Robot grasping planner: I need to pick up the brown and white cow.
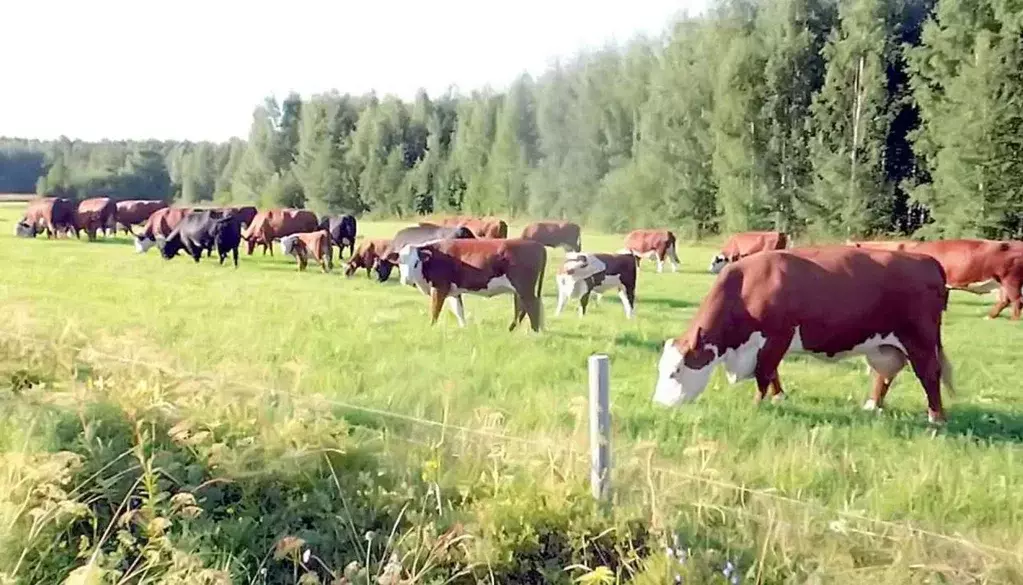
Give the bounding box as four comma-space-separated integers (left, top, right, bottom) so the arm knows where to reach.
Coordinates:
135, 207, 195, 253
74, 197, 118, 240
345, 238, 393, 278
241, 208, 319, 256
112, 200, 168, 235
852, 238, 1023, 319
555, 252, 638, 318
15, 197, 76, 238
620, 229, 680, 273
397, 238, 547, 332
709, 230, 788, 274
432, 216, 508, 239
520, 221, 582, 252
280, 230, 334, 273
653, 246, 955, 424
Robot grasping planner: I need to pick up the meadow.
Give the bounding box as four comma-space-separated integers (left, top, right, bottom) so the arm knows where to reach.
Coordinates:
1, 201, 1022, 584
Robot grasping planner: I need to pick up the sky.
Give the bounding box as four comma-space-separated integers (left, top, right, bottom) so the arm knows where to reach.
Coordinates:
2, 0, 707, 143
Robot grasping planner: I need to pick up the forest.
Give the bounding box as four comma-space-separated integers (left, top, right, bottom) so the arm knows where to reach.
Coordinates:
2, 0, 1022, 240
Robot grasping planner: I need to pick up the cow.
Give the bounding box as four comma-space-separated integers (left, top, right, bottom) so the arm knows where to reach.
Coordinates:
241, 209, 319, 256
223, 206, 258, 231
344, 238, 392, 279
431, 216, 508, 239
156, 210, 242, 267
74, 197, 118, 241
374, 224, 477, 282
852, 239, 1023, 320
280, 231, 334, 273
652, 246, 955, 424
620, 229, 680, 273
135, 207, 195, 253
15, 197, 76, 238
319, 214, 358, 259
397, 238, 547, 332
519, 221, 582, 252
112, 200, 168, 235
555, 252, 638, 319
709, 231, 789, 274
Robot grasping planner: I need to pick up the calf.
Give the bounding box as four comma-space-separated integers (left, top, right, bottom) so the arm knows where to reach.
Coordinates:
157, 211, 242, 267
280, 231, 334, 273
345, 238, 392, 278
113, 200, 167, 235
319, 214, 358, 258
74, 197, 118, 240
653, 246, 955, 423
709, 231, 788, 274
135, 207, 195, 253
555, 252, 638, 318
397, 238, 547, 332
16, 197, 76, 238
520, 221, 582, 252
620, 229, 680, 273
242, 208, 319, 255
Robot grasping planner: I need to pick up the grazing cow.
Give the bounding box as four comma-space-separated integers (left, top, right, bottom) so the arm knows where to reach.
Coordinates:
345, 238, 392, 278
709, 231, 789, 274
397, 238, 547, 332
520, 221, 582, 252
280, 231, 334, 273
241, 209, 319, 256
620, 229, 680, 273
15, 197, 76, 238
223, 206, 258, 231
135, 207, 195, 253
112, 200, 168, 235
653, 246, 955, 423
157, 210, 242, 267
555, 252, 638, 318
74, 197, 118, 240
375, 224, 477, 282
852, 239, 1023, 319
319, 214, 358, 259
432, 216, 508, 239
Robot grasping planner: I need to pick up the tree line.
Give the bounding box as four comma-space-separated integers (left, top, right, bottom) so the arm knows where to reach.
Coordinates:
2, 0, 1022, 240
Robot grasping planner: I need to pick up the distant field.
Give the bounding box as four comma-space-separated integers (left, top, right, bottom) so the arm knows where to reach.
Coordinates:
1, 200, 1022, 583
0, 192, 35, 202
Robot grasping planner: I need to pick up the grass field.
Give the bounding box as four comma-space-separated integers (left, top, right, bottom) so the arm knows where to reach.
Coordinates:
2, 201, 1023, 584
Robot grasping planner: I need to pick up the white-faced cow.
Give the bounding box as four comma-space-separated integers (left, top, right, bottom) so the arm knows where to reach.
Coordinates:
397, 238, 547, 332
555, 252, 638, 319
15, 197, 76, 238
620, 229, 680, 273
653, 246, 955, 424
709, 230, 788, 274
375, 224, 477, 282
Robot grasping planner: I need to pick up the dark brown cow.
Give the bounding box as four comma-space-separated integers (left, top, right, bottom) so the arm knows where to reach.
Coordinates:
15, 197, 76, 238
74, 197, 117, 240
396, 238, 547, 332
222, 205, 258, 230
520, 221, 582, 252
709, 231, 788, 274
621, 229, 680, 273
429, 216, 508, 239
852, 239, 1023, 319
555, 252, 638, 318
344, 238, 393, 278
653, 246, 955, 423
134, 207, 194, 253
113, 200, 168, 235
280, 230, 334, 273
241, 209, 319, 256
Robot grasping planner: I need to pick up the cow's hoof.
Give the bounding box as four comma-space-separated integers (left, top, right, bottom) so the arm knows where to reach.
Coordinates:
771, 393, 787, 403
862, 399, 877, 411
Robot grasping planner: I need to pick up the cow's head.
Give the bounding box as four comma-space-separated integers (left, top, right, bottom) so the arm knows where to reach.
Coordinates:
14, 220, 37, 238
653, 330, 720, 407
708, 254, 729, 274
134, 235, 156, 253
397, 244, 431, 294
374, 260, 395, 282
280, 234, 300, 256
156, 236, 183, 260
561, 252, 606, 279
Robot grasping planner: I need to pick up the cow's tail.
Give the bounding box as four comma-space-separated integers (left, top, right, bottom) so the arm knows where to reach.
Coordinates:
667, 231, 680, 263
575, 229, 583, 253
536, 245, 547, 330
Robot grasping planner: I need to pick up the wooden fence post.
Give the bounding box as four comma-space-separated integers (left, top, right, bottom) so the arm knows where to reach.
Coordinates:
588, 354, 611, 502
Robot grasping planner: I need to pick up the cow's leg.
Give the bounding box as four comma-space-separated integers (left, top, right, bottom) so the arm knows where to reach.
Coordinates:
862, 345, 907, 412
1000, 277, 1023, 320
752, 330, 795, 405
769, 374, 786, 402
231, 246, 239, 268
555, 284, 570, 316
987, 281, 1014, 319
655, 254, 664, 274
618, 284, 636, 319
447, 295, 467, 327
429, 286, 450, 325
668, 244, 681, 272
901, 337, 946, 424
298, 250, 308, 271
579, 290, 592, 316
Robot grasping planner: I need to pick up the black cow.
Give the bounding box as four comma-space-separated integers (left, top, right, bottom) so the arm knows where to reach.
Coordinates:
376, 223, 477, 281
319, 214, 358, 259
157, 211, 243, 267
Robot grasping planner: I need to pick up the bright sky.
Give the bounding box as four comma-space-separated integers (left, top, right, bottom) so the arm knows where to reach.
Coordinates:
2, 0, 706, 143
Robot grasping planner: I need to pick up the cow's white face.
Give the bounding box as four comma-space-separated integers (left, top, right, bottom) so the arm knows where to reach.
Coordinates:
561, 252, 606, 280
653, 339, 718, 406
397, 245, 430, 294
135, 236, 155, 253
280, 235, 299, 256
708, 255, 728, 274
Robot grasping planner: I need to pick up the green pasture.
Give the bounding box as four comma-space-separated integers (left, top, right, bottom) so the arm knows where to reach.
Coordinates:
1, 201, 1022, 583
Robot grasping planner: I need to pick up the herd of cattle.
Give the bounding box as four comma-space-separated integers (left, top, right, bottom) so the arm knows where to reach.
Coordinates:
14, 195, 1023, 424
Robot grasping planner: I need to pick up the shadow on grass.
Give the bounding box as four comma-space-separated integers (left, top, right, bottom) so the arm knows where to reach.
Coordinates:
639, 296, 697, 310
614, 332, 667, 353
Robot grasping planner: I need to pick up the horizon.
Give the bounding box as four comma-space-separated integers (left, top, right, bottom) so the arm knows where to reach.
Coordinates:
2, 0, 705, 144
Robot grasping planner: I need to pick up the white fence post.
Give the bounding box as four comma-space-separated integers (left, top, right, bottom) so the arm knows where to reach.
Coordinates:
588, 354, 611, 502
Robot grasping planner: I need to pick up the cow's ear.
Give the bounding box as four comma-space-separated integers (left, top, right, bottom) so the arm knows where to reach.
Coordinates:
418, 248, 433, 262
